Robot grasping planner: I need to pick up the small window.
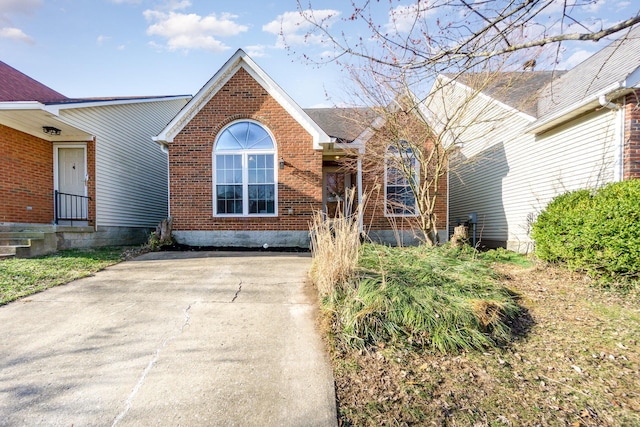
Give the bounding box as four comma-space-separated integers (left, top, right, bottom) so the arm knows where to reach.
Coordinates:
213, 121, 277, 216
385, 141, 418, 216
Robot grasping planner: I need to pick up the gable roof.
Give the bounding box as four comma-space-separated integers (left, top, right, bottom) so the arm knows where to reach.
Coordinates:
0, 61, 68, 103
530, 25, 640, 132
155, 49, 332, 149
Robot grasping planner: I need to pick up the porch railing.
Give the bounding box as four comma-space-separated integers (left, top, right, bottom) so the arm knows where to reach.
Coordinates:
55, 190, 90, 225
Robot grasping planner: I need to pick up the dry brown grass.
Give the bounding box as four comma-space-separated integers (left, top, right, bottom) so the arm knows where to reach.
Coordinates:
329, 262, 640, 426
308, 191, 362, 297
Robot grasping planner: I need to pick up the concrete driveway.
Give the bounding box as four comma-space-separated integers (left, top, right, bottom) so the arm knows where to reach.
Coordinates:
0, 251, 337, 426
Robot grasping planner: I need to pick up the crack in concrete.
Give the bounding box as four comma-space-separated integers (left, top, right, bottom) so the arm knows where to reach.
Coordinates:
231, 281, 242, 302
111, 302, 193, 426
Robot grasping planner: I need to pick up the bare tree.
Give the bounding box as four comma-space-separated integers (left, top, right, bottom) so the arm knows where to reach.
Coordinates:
295, 0, 640, 77
291, 1, 638, 245
338, 62, 532, 246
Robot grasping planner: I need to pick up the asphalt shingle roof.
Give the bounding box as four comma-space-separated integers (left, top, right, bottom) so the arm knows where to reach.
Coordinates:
0, 61, 68, 103
537, 25, 640, 120
303, 107, 376, 142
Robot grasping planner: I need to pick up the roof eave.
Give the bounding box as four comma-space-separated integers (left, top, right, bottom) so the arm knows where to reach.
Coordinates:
526, 82, 632, 134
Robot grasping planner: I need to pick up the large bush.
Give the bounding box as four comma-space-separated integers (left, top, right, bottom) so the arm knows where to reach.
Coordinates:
532, 180, 640, 285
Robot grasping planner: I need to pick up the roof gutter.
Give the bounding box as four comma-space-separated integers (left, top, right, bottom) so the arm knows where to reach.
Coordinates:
528, 64, 640, 134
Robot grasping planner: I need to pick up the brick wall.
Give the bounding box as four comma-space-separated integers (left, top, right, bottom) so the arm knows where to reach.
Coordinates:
0, 124, 54, 223
357, 113, 448, 237
169, 67, 322, 232
0, 124, 97, 225
623, 92, 640, 180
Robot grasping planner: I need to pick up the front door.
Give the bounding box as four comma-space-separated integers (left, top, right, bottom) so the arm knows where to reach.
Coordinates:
55, 146, 87, 221
323, 169, 353, 218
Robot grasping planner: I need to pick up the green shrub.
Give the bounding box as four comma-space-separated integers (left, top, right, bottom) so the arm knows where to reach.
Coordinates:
532, 180, 640, 285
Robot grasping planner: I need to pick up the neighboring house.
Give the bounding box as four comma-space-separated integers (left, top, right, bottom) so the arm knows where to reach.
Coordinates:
0, 60, 190, 256
429, 26, 640, 252
154, 49, 448, 248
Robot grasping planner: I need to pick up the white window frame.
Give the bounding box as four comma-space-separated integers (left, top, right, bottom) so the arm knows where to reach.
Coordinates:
212, 120, 278, 217
384, 142, 419, 217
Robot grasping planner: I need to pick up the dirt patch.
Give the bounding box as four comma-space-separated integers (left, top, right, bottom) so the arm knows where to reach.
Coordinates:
329, 263, 640, 426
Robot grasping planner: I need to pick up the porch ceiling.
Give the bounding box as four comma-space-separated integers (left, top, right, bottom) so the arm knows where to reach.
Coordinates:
0, 108, 93, 142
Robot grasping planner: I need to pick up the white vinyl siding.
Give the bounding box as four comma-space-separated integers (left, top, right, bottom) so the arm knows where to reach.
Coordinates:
448, 84, 618, 251
58, 98, 188, 227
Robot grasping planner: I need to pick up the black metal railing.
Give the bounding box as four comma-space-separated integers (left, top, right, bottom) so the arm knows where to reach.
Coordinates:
55, 190, 90, 224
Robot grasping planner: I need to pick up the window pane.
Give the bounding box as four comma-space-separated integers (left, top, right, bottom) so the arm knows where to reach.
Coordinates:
218, 122, 274, 150
216, 131, 242, 150
248, 154, 274, 184
216, 155, 242, 184
385, 142, 417, 216
217, 185, 242, 214
246, 123, 273, 149
248, 184, 275, 214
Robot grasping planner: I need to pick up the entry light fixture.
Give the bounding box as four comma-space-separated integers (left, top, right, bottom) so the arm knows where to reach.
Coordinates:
279, 157, 285, 170
43, 126, 61, 136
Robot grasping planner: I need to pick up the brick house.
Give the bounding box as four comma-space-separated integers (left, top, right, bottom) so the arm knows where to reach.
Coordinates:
0, 61, 189, 256
155, 49, 449, 248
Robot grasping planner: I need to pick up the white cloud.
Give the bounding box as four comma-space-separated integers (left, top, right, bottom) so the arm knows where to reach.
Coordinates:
263, 9, 340, 48
0, 0, 40, 43
96, 35, 111, 46
0, 0, 41, 18
143, 8, 248, 52
245, 44, 268, 57
385, 2, 436, 33
582, 0, 605, 13
0, 26, 34, 43
561, 48, 595, 68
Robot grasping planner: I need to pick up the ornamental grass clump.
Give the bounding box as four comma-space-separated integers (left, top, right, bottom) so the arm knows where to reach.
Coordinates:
330, 244, 522, 353
309, 190, 362, 297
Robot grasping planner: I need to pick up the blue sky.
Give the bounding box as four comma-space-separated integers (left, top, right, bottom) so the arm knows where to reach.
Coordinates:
0, 0, 636, 107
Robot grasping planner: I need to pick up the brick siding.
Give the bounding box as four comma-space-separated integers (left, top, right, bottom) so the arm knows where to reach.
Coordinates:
168, 67, 448, 236
624, 92, 640, 180
169, 67, 322, 232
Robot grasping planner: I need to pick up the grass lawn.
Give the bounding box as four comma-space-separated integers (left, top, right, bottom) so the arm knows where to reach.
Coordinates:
0, 247, 127, 305
320, 245, 640, 426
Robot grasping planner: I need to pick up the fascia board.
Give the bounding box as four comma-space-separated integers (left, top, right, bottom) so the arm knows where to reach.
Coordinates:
44, 95, 191, 115
0, 101, 45, 110
154, 49, 331, 149
526, 81, 625, 134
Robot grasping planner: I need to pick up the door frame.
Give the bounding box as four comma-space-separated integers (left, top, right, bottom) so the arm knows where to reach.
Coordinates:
53, 144, 88, 221
322, 167, 353, 216
53, 143, 88, 195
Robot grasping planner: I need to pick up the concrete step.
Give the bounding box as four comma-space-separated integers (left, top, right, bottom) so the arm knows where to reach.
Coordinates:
0, 231, 56, 258
0, 232, 45, 247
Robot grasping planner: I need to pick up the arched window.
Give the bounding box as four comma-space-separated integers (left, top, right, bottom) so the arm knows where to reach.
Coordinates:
385, 141, 418, 216
213, 121, 277, 216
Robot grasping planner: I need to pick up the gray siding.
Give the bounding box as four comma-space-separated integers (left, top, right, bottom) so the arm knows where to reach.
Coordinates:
447, 83, 618, 251
59, 98, 188, 228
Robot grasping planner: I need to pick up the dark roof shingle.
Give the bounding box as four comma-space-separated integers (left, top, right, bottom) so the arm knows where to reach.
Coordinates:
537, 25, 640, 119
304, 107, 376, 142
0, 61, 68, 103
